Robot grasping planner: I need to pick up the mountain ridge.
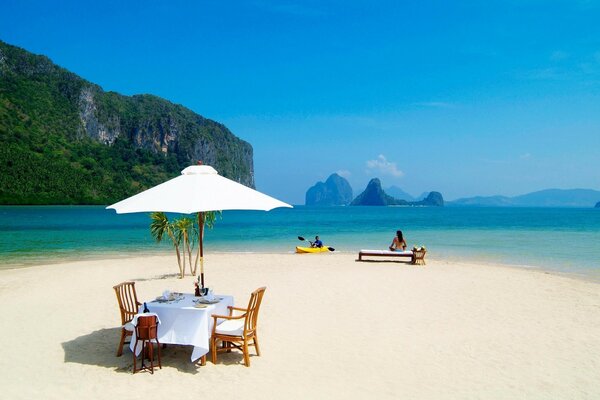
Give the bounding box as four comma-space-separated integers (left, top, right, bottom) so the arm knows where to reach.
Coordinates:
449, 188, 600, 208
0, 40, 254, 204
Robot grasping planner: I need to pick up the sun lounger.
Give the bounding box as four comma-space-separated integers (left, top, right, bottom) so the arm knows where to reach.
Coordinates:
357, 249, 426, 265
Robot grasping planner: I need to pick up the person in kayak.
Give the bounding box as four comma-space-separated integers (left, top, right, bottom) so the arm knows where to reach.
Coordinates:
389, 230, 407, 251
311, 235, 324, 248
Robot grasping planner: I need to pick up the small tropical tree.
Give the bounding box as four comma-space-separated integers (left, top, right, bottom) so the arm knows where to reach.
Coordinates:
149, 212, 184, 278
173, 216, 195, 276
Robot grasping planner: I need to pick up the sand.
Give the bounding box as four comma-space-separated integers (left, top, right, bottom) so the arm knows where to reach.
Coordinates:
0, 252, 598, 399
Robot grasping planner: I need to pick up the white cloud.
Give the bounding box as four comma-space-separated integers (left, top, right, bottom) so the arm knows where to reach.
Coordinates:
366, 155, 404, 178
336, 169, 351, 178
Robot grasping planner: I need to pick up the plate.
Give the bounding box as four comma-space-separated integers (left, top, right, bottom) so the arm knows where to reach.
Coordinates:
195, 298, 220, 304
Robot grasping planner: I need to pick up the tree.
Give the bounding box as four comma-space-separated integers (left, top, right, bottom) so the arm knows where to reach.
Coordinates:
149, 212, 184, 278
173, 216, 195, 276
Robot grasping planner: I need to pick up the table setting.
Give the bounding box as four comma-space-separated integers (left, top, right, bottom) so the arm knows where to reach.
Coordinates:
130, 288, 234, 363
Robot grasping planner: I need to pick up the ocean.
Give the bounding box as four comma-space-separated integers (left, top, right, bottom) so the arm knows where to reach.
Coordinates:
1, 206, 599, 279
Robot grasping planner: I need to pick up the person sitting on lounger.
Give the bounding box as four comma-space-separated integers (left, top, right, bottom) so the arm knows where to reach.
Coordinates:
389, 230, 407, 251
311, 235, 323, 248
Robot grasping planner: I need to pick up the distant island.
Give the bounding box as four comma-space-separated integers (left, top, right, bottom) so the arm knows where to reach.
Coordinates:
351, 178, 443, 206
305, 173, 353, 206
385, 186, 429, 202
449, 189, 600, 208
304, 175, 443, 207
0, 40, 253, 205
303, 175, 600, 208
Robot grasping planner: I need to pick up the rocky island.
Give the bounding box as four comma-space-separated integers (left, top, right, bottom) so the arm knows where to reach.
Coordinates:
305, 173, 353, 206
350, 178, 444, 206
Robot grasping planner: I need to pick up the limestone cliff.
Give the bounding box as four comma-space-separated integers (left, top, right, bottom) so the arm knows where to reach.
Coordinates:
0, 40, 253, 204
305, 173, 353, 206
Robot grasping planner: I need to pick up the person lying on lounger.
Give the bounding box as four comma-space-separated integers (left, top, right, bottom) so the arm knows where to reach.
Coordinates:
389, 230, 407, 251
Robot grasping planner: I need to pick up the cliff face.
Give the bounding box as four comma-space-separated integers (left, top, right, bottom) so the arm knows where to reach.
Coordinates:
305, 173, 353, 206
417, 191, 444, 206
0, 40, 254, 204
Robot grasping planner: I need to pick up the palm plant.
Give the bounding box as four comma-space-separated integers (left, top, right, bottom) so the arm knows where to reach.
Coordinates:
149, 212, 184, 278
173, 216, 195, 276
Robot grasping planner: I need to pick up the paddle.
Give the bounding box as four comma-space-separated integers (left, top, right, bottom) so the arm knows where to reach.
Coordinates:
297, 236, 335, 252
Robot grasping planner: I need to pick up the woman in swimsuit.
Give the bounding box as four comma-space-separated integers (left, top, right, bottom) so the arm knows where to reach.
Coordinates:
389, 230, 407, 251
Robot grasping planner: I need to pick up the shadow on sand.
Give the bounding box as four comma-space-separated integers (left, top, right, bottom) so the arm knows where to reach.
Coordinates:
132, 273, 181, 282
355, 259, 413, 264
61, 327, 240, 374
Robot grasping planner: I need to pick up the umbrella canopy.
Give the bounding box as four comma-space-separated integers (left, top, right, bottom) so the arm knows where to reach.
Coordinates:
107, 165, 291, 214
107, 165, 292, 284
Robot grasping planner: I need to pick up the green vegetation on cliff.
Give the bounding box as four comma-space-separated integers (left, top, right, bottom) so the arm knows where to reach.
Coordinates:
0, 40, 253, 204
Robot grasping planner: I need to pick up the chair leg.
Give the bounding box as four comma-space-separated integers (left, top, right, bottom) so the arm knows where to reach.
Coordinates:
253, 335, 261, 356
243, 339, 250, 367
156, 340, 162, 369
117, 329, 126, 357
132, 339, 138, 373
148, 342, 154, 374
211, 337, 218, 364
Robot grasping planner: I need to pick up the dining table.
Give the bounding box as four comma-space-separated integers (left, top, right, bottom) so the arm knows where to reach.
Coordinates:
129, 293, 234, 364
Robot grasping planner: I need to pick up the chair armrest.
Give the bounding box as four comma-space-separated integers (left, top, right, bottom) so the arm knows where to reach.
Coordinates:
227, 305, 248, 316
212, 313, 246, 321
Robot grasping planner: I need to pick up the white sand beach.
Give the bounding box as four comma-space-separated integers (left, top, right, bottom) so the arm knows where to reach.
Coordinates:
0, 253, 599, 399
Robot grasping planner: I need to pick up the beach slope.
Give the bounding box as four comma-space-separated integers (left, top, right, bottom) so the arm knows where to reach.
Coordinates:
0, 254, 598, 399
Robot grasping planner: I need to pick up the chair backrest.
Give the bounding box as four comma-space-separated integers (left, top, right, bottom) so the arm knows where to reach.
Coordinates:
135, 315, 158, 340
244, 287, 266, 335
113, 282, 139, 326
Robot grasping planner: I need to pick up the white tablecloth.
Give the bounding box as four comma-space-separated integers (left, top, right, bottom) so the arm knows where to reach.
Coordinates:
129, 293, 234, 362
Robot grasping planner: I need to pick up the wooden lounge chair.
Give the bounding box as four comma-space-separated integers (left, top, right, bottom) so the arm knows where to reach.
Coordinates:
113, 281, 142, 357
211, 287, 266, 367
357, 249, 426, 265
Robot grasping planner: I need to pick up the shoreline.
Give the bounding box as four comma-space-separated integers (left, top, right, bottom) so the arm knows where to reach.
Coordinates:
2, 249, 599, 284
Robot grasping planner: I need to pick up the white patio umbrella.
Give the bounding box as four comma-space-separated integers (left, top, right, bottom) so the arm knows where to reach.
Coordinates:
107, 164, 292, 285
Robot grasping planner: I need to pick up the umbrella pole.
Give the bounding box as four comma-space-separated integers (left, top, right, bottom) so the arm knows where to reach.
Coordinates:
198, 212, 205, 287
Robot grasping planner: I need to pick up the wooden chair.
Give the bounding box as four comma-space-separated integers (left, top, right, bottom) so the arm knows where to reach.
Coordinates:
211, 287, 266, 367
132, 315, 161, 374
113, 282, 142, 357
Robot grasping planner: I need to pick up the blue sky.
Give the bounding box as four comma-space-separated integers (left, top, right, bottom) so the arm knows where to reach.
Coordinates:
1, 0, 599, 204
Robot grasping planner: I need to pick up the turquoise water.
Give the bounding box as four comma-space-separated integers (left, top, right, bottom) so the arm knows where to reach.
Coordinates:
1, 206, 599, 279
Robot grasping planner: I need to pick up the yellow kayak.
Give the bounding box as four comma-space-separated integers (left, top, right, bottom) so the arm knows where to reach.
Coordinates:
295, 246, 331, 254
